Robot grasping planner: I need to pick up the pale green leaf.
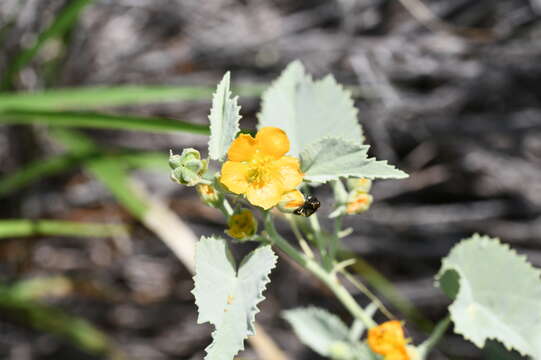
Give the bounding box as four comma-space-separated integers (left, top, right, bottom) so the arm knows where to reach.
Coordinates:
193, 236, 277, 360
300, 137, 408, 183
436, 234, 541, 358
283, 306, 380, 360
352, 344, 381, 360
258, 61, 363, 157
208, 72, 241, 161
283, 307, 350, 356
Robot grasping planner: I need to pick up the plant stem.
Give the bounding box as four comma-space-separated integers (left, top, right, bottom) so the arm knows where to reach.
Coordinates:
285, 214, 314, 258
330, 214, 343, 259
264, 214, 376, 328
418, 315, 451, 359
341, 270, 395, 321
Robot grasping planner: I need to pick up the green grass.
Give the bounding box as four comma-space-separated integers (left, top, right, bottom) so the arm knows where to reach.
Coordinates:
1, 0, 95, 90
0, 282, 123, 358
0, 219, 127, 239
339, 250, 434, 332
49, 128, 151, 219
0, 109, 210, 134
0, 84, 264, 110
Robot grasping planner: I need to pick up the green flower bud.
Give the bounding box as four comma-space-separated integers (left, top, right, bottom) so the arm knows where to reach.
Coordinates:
225, 209, 258, 241
169, 148, 208, 186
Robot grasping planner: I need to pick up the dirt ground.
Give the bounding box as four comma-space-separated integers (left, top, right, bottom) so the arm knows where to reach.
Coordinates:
1, 0, 541, 359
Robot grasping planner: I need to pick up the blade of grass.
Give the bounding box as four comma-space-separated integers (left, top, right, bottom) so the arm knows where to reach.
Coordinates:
0, 150, 167, 197
339, 250, 434, 332
0, 86, 212, 110
1, 0, 94, 90
0, 151, 96, 196
0, 109, 210, 134
0, 284, 123, 359
0, 84, 264, 111
8, 276, 73, 300
0, 219, 127, 239
49, 128, 150, 218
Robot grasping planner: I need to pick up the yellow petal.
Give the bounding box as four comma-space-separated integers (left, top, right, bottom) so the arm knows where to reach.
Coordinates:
255, 127, 290, 159
278, 189, 305, 213
227, 134, 257, 162
220, 161, 250, 194
384, 349, 410, 360
280, 190, 305, 209
246, 181, 283, 209
273, 156, 303, 190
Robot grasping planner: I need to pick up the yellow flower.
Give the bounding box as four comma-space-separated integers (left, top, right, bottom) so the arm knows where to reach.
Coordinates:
225, 209, 258, 240
278, 190, 305, 213
346, 193, 373, 214
368, 321, 410, 360
220, 127, 303, 209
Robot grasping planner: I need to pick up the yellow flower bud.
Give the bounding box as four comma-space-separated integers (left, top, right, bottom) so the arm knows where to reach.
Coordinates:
196, 184, 222, 207
225, 209, 258, 240
277, 190, 305, 213
347, 177, 372, 193
345, 193, 373, 215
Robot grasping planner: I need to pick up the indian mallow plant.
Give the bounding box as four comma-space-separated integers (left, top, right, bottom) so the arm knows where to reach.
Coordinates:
169, 61, 541, 360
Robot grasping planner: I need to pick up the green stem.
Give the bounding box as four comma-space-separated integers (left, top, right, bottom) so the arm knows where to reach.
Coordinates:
285, 214, 313, 258
418, 316, 451, 359
264, 214, 376, 328
308, 212, 322, 234
330, 214, 343, 259
308, 213, 332, 268
339, 249, 434, 332
218, 198, 234, 217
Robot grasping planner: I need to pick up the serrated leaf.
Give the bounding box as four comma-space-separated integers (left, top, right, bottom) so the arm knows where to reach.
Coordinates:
193, 236, 277, 360
436, 234, 541, 358
300, 137, 408, 183
283, 307, 350, 357
208, 72, 241, 161
258, 61, 363, 157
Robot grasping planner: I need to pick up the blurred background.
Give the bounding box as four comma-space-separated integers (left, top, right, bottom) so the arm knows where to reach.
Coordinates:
1, 0, 541, 359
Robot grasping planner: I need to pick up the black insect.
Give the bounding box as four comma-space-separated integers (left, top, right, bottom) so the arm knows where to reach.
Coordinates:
293, 196, 321, 217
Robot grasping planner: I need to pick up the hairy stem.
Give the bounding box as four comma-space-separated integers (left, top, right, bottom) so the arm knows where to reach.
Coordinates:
264, 213, 376, 328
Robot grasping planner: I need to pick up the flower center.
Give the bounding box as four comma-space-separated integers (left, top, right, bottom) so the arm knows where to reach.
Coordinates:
247, 152, 274, 188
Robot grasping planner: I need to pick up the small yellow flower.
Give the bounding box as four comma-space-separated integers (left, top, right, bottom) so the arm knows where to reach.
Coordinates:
220, 127, 304, 209
226, 209, 258, 240
368, 321, 410, 360
278, 190, 305, 213
346, 193, 373, 215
